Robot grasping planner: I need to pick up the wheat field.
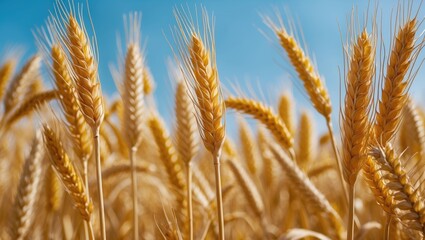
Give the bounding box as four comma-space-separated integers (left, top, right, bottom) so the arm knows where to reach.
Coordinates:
1, 1, 425, 240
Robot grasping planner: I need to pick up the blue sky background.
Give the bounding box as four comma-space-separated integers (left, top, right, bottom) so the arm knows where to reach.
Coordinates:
0, 0, 424, 135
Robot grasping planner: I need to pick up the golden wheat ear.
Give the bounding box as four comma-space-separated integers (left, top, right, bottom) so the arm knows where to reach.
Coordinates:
9, 133, 44, 240
3, 55, 41, 115
42, 124, 93, 221
342, 29, 375, 185
265, 16, 331, 121
0, 60, 16, 101
374, 18, 418, 145
65, 13, 104, 132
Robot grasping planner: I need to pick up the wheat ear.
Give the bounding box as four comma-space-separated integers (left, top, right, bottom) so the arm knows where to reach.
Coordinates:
10, 133, 43, 240
148, 116, 186, 200
225, 97, 294, 158
278, 93, 295, 135
142, 66, 154, 95
268, 142, 345, 239
4, 90, 57, 127
369, 144, 425, 233
3, 55, 40, 115
0, 60, 15, 101
297, 110, 314, 170
342, 29, 375, 240
51, 44, 92, 191
238, 118, 258, 175
175, 80, 198, 240
374, 18, 417, 144
66, 14, 105, 238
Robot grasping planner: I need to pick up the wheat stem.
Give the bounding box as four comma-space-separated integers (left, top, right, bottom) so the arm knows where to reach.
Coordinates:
347, 183, 355, 240
213, 153, 225, 240
130, 147, 139, 240
326, 120, 349, 205
384, 215, 391, 240
94, 128, 106, 240
187, 162, 193, 240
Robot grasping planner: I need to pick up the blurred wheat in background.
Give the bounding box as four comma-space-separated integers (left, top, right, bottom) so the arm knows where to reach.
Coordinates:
1, 0, 425, 239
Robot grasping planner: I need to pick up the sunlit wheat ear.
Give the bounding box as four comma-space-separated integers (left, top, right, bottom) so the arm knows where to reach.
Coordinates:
238, 118, 258, 175
3, 55, 41, 115
225, 97, 295, 158
66, 14, 104, 131
10, 133, 43, 240
278, 93, 295, 135
369, 144, 425, 233
265, 18, 331, 120
42, 124, 93, 221
4, 90, 58, 127
297, 110, 314, 170
173, 9, 225, 158
122, 40, 144, 149
175, 81, 198, 163
148, 115, 186, 194
400, 99, 425, 159
0, 60, 16, 101
342, 29, 375, 185
51, 44, 92, 163
374, 18, 417, 144
268, 142, 345, 239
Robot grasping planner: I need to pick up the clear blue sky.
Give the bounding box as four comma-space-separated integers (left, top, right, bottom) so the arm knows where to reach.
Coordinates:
1, 0, 424, 133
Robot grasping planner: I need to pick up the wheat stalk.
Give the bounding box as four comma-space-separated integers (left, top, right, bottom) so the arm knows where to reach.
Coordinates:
9, 133, 43, 240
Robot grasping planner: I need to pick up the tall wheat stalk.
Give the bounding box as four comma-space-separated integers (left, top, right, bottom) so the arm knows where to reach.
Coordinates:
173, 8, 226, 239
342, 29, 375, 240
66, 14, 105, 239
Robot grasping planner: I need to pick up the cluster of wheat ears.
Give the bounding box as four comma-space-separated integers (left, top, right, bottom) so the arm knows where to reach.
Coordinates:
1, 1, 425, 240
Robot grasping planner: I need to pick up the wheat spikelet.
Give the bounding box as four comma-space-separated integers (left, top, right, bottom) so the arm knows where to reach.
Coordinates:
238, 118, 258, 175
269, 21, 332, 120
122, 42, 144, 149
0, 60, 15, 101
42, 125, 93, 221
268, 142, 345, 239
9, 134, 43, 240
369, 144, 425, 233
374, 18, 417, 144
278, 93, 295, 135
225, 97, 294, 157
3, 55, 41, 115
297, 110, 314, 170
4, 90, 57, 126
399, 99, 425, 160
67, 15, 104, 130
227, 159, 264, 218
51, 44, 92, 162
148, 116, 186, 193
342, 30, 375, 185
175, 81, 198, 163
